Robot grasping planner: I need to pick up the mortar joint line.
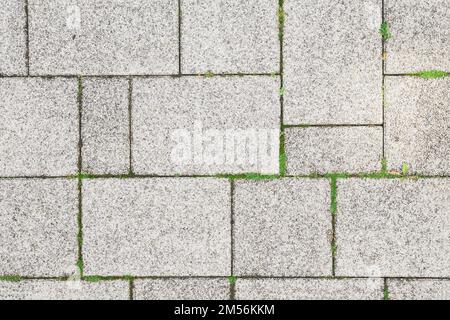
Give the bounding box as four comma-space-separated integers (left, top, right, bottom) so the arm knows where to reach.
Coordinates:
24, 0, 30, 76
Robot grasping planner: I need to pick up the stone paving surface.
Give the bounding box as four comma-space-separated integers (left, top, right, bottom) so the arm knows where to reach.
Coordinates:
0, 0, 449, 300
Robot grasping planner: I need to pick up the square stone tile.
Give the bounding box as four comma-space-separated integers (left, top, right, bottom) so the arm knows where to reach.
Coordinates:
0, 0, 27, 75
82, 78, 129, 175
388, 279, 450, 300
285, 127, 383, 174
83, 178, 231, 276
236, 278, 384, 300
386, 0, 450, 73
132, 77, 280, 175
0, 280, 129, 300
336, 179, 450, 277
385, 77, 450, 175
0, 179, 78, 277
29, 0, 178, 75
181, 0, 279, 74
284, 0, 382, 124
234, 179, 332, 277
0, 78, 78, 176
134, 278, 229, 300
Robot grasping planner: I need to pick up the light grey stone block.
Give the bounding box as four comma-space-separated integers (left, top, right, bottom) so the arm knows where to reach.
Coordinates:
336, 179, 450, 277
82, 78, 129, 175
0, 0, 27, 75
388, 279, 450, 300
236, 278, 384, 300
234, 179, 332, 276
0, 179, 78, 277
83, 178, 231, 276
0, 280, 129, 300
284, 0, 382, 124
29, 0, 178, 75
132, 77, 280, 175
385, 77, 450, 175
0, 78, 78, 177
181, 0, 279, 74
134, 278, 230, 300
285, 127, 383, 174
386, 0, 450, 73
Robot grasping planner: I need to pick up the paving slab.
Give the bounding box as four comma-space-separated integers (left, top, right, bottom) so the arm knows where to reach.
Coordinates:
336, 179, 450, 277
132, 77, 280, 175
283, 0, 382, 124
0, 280, 128, 300
0, 78, 78, 177
0, 0, 27, 75
385, 0, 450, 73
385, 77, 450, 175
83, 178, 231, 276
0, 179, 78, 277
234, 179, 332, 276
181, 0, 279, 74
29, 0, 178, 75
285, 127, 382, 174
134, 278, 229, 300
388, 279, 450, 300
236, 278, 384, 300
82, 78, 129, 175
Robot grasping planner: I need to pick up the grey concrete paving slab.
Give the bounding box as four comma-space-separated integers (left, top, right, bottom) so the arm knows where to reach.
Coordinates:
0, 78, 78, 177
82, 178, 231, 276
285, 127, 383, 174
132, 77, 280, 175
181, 0, 279, 74
29, 0, 178, 75
336, 179, 450, 277
283, 0, 382, 124
385, 0, 450, 73
0, 0, 27, 75
236, 278, 384, 300
82, 78, 129, 175
234, 179, 332, 277
134, 278, 230, 300
385, 77, 450, 175
0, 280, 129, 300
0, 179, 78, 277
388, 279, 450, 300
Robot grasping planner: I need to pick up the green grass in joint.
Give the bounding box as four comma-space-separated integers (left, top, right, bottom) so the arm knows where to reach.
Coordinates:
0, 275, 22, 282
384, 284, 390, 300
228, 276, 237, 285
279, 132, 287, 176
76, 258, 84, 277
330, 177, 338, 215
411, 70, 448, 79
379, 21, 391, 40
278, 0, 285, 41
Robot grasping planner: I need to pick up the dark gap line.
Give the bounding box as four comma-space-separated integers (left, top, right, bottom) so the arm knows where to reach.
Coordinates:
128, 78, 133, 175
24, 0, 30, 75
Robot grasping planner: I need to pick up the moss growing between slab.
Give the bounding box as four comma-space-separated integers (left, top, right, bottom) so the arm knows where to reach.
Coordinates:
76, 258, 84, 276
204, 70, 214, 78
384, 282, 390, 300
379, 21, 391, 41
0, 275, 22, 282
330, 177, 337, 215
278, 0, 285, 41
228, 276, 237, 285
279, 132, 287, 176
411, 70, 448, 79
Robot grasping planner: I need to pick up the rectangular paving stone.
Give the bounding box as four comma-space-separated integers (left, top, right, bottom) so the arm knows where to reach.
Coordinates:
385, 77, 450, 175
0, 280, 129, 300
388, 279, 450, 300
285, 127, 383, 175
29, 0, 178, 75
83, 178, 231, 276
336, 179, 450, 277
181, 0, 279, 74
234, 179, 332, 277
82, 78, 129, 175
0, 0, 27, 75
236, 278, 384, 300
386, 0, 450, 73
132, 77, 280, 175
0, 78, 78, 177
284, 0, 382, 124
134, 278, 230, 300
0, 179, 78, 277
